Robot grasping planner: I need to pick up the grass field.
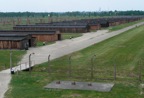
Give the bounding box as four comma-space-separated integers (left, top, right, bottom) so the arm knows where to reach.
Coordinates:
0, 50, 26, 71
5, 24, 144, 98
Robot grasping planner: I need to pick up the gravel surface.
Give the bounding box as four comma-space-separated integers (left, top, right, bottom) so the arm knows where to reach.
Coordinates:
0, 72, 11, 98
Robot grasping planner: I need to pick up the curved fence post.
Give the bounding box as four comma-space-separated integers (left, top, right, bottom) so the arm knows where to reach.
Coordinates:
48, 55, 51, 74
113, 59, 117, 81
68, 55, 72, 78
91, 55, 96, 80
139, 59, 142, 82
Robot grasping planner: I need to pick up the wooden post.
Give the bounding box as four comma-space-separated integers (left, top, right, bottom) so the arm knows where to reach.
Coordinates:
12, 19, 15, 26
27, 18, 31, 25
17, 18, 21, 25
3, 21, 5, 26
40, 19, 43, 23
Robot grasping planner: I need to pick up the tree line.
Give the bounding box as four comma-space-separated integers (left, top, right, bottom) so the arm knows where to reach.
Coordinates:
0, 10, 144, 17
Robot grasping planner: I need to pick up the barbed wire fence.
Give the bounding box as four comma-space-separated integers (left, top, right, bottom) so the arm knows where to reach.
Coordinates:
12, 54, 144, 83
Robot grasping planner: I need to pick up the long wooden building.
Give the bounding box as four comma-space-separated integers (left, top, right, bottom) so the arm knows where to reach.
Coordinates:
0, 30, 61, 49
36, 21, 101, 31
13, 25, 90, 33
0, 16, 143, 50
0, 30, 61, 42
35, 16, 143, 32
0, 34, 31, 49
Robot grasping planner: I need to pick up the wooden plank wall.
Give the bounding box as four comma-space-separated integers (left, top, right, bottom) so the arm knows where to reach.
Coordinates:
13, 27, 89, 33
90, 25, 101, 31
32, 34, 58, 42
0, 41, 21, 49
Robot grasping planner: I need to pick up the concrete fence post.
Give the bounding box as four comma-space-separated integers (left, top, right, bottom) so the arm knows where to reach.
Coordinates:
29, 53, 35, 74
114, 62, 116, 81
68, 55, 72, 78
91, 55, 96, 80
48, 55, 51, 74
139, 62, 142, 82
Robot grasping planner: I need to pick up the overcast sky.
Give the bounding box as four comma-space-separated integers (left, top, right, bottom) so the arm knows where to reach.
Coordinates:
0, 0, 144, 12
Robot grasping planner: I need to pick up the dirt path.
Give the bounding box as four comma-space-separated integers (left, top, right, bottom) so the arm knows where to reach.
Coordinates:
0, 22, 144, 98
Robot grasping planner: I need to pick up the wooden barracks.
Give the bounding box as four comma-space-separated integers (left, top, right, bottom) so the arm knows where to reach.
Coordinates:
0, 16, 143, 49
0, 30, 61, 49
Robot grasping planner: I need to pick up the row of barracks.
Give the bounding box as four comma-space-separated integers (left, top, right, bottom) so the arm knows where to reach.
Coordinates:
0, 16, 143, 49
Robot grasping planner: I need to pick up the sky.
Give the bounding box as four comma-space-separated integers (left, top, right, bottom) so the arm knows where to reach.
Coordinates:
0, 0, 144, 12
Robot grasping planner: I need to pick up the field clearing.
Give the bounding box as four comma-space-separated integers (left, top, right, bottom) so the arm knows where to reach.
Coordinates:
5, 23, 144, 98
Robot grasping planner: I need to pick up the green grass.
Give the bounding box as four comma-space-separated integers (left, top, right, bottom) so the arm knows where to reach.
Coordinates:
6, 72, 142, 98
108, 19, 144, 31
0, 50, 26, 71
5, 24, 144, 97
62, 33, 83, 40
